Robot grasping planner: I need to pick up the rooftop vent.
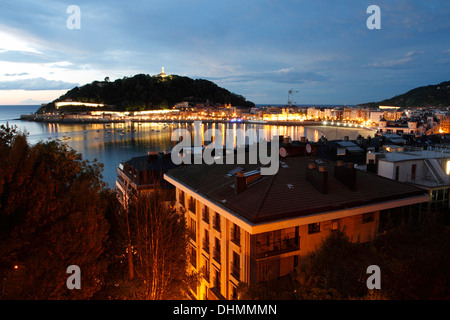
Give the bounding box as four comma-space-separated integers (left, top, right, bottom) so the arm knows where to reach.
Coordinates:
334, 161, 357, 191
306, 162, 328, 194
234, 169, 261, 194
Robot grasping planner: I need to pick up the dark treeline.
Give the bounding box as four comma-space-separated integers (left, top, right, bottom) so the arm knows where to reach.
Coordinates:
0, 125, 193, 299
361, 80, 450, 108
39, 74, 255, 113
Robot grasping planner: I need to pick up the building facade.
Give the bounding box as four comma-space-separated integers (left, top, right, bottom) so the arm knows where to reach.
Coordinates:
164, 155, 429, 300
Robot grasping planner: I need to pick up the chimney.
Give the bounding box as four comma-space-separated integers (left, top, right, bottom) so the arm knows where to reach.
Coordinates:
334, 162, 357, 191
235, 169, 261, 194
306, 162, 328, 194
148, 151, 159, 162
235, 171, 246, 194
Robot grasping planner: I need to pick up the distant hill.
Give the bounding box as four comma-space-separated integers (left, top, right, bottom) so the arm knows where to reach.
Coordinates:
38, 74, 255, 113
359, 80, 450, 108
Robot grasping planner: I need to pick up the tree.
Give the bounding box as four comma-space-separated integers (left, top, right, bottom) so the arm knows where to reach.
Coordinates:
292, 229, 378, 300
106, 188, 197, 300
0, 125, 109, 299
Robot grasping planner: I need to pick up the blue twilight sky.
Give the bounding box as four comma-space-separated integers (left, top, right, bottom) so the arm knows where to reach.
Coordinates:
0, 0, 449, 105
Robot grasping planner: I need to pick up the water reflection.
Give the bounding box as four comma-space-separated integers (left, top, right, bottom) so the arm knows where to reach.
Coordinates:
9, 120, 374, 187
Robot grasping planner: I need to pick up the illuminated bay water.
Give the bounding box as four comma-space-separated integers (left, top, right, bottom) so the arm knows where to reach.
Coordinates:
0, 105, 375, 187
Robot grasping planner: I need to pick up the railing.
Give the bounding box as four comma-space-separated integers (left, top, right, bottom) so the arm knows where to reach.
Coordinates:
256, 236, 300, 259
213, 216, 221, 232
202, 208, 210, 224
213, 248, 221, 264
213, 276, 221, 292
188, 199, 196, 213
203, 238, 210, 254
201, 265, 210, 283
231, 228, 240, 246
230, 263, 240, 280
190, 252, 196, 269
188, 227, 196, 242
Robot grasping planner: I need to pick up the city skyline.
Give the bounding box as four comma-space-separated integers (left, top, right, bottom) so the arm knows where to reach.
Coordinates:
0, 0, 449, 105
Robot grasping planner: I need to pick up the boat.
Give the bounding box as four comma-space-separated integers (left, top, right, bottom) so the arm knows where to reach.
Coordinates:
247, 119, 268, 124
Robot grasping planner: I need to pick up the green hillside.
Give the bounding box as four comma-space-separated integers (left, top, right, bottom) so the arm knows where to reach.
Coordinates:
38, 74, 254, 113
360, 81, 450, 108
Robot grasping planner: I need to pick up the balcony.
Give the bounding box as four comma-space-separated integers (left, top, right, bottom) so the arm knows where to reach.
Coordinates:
213, 216, 221, 232
189, 252, 196, 269
230, 263, 240, 280
201, 266, 210, 283
213, 277, 221, 293
213, 248, 221, 264
256, 235, 300, 259
202, 238, 210, 254
231, 228, 240, 246
188, 199, 196, 214
202, 208, 210, 224
188, 227, 196, 242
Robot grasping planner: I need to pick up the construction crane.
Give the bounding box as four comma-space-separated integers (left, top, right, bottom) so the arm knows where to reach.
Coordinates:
287, 89, 298, 106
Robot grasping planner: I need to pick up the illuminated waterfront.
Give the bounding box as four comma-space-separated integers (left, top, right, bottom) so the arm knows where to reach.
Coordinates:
1, 105, 375, 187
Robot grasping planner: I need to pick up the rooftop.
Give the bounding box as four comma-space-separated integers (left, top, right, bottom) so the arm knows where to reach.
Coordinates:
165, 154, 427, 224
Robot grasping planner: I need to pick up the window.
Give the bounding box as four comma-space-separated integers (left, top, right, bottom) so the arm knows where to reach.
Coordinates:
189, 245, 196, 268
213, 269, 221, 292
231, 252, 240, 279
203, 229, 210, 253
188, 218, 196, 241
411, 164, 416, 180
231, 224, 240, 246
231, 284, 238, 300
331, 219, 339, 231
188, 197, 196, 213
213, 212, 221, 232
255, 227, 299, 259
362, 212, 374, 224
179, 190, 185, 206
213, 238, 221, 264
308, 222, 320, 234
202, 259, 210, 282
202, 206, 210, 224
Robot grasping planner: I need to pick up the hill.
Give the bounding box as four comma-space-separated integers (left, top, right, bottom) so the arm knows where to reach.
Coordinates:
38, 74, 255, 113
360, 80, 450, 108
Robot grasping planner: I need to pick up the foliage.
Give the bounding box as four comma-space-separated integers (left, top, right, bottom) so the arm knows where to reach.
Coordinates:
103, 189, 197, 300
361, 80, 450, 108
0, 124, 109, 299
239, 213, 450, 300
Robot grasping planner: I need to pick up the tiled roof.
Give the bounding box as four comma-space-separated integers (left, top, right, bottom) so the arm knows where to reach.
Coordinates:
166, 155, 427, 223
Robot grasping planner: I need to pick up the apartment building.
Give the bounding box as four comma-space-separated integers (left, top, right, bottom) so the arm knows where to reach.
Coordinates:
164, 153, 429, 300
369, 146, 450, 212
116, 151, 177, 206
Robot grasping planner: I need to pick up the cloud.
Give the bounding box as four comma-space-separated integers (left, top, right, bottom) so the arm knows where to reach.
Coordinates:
368, 51, 423, 68
19, 98, 50, 105
0, 78, 78, 91
4, 72, 29, 77
0, 28, 42, 54
206, 68, 326, 85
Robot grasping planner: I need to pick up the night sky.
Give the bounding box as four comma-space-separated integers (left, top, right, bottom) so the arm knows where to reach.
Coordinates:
0, 0, 449, 105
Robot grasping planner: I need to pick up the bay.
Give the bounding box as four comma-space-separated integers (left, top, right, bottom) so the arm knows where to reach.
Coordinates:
0, 105, 375, 187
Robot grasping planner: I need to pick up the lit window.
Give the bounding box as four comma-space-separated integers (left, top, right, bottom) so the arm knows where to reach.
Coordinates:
308, 222, 320, 234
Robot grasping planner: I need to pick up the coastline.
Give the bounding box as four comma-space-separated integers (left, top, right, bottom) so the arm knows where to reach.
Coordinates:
18, 114, 376, 132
